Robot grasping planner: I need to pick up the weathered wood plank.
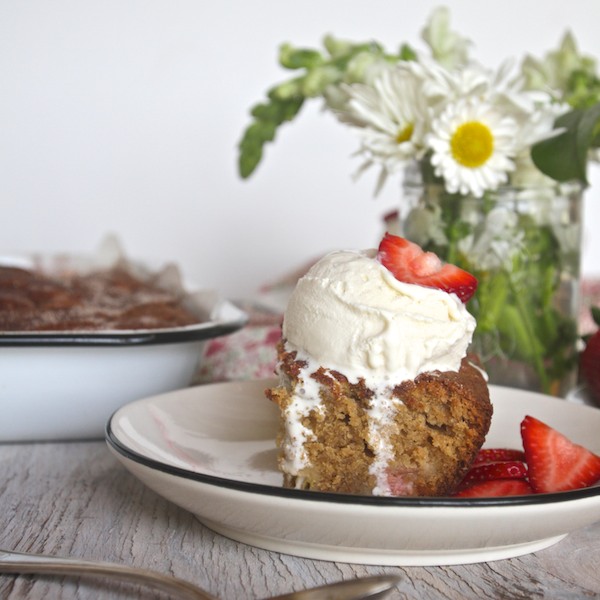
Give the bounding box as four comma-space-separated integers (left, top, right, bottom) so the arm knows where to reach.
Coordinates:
0, 442, 599, 599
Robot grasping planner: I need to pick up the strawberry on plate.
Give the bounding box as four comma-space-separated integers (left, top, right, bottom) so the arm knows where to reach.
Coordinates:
521, 415, 600, 493
454, 479, 533, 498
457, 460, 528, 492
472, 448, 526, 466
377, 233, 477, 303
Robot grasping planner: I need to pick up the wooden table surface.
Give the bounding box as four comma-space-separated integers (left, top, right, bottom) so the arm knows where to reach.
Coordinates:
1, 440, 599, 600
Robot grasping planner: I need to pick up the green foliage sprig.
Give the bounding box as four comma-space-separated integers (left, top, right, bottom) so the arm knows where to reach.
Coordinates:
238, 37, 414, 178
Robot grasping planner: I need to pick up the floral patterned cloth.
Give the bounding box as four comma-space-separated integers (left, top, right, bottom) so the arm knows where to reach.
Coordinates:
193, 299, 283, 384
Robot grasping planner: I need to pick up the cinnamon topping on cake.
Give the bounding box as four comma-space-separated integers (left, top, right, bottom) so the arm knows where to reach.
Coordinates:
0, 265, 200, 331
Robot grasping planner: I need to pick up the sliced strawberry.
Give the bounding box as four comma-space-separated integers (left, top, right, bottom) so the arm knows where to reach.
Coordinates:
453, 479, 533, 498
580, 328, 600, 405
473, 448, 527, 465
457, 460, 528, 491
521, 415, 600, 493
376, 233, 477, 302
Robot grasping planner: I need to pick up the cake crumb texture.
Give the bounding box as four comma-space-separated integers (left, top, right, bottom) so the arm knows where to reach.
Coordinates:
266, 341, 492, 497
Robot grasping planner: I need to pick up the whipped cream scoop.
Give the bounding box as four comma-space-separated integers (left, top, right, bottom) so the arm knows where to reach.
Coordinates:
282, 248, 475, 389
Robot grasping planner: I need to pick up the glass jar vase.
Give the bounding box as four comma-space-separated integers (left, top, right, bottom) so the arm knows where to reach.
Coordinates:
400, 166, 583, 397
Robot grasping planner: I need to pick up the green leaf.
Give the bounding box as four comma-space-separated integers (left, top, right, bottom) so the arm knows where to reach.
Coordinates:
580, 102, 600, 150
566, 69, 600, 110
278, 96, 304, 122
251, 96, 303, 123
531, 102, 600, 184
238, 137, 263, 180
300, 66, 340, 97
238, 121, 275, 178
268, 78, 303, 101
399, 43, 417, 61
322, 35, 354, 59
279, 43, 325, 70
250, 102, 281, 122
238, 96, 304, 178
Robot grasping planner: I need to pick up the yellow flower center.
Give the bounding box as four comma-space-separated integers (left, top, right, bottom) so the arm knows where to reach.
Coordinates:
450, 121, 494, 168
396, 123, 414, 144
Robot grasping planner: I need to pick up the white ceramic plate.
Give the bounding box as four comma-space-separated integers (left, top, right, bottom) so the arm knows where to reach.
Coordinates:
106, 379, 600, 566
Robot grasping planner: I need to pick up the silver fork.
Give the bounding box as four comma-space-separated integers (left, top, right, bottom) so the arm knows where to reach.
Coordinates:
0, 548, 400, 599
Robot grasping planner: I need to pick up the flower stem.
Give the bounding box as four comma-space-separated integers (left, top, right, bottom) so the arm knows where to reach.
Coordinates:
506, 273, 550, 393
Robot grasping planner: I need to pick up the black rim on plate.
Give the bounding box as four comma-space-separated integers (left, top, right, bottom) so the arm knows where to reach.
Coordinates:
105, 411, 600, 508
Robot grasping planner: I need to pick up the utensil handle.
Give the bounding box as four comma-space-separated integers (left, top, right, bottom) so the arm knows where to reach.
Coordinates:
0, 549, 216, 600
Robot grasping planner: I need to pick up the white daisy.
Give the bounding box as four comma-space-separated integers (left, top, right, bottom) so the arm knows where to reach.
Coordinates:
427, 98, 518, 197
416, 56, 494, 108
323, 53, 392, 111
495, 84, 569, 186
337, 62, 431, 192
489, 66, 568, 149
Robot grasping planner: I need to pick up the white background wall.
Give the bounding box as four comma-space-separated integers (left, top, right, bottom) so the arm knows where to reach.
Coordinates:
1, 0, 599, 298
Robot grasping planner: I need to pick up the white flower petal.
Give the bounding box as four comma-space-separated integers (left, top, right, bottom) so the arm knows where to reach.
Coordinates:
426, 95, 520, 196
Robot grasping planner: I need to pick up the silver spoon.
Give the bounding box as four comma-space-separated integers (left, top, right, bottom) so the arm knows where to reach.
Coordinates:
0, 548, 400, 599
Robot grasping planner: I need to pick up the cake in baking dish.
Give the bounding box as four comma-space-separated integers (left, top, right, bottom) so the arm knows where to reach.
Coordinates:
0, 265, 200, 331
266, 234, 492, 497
